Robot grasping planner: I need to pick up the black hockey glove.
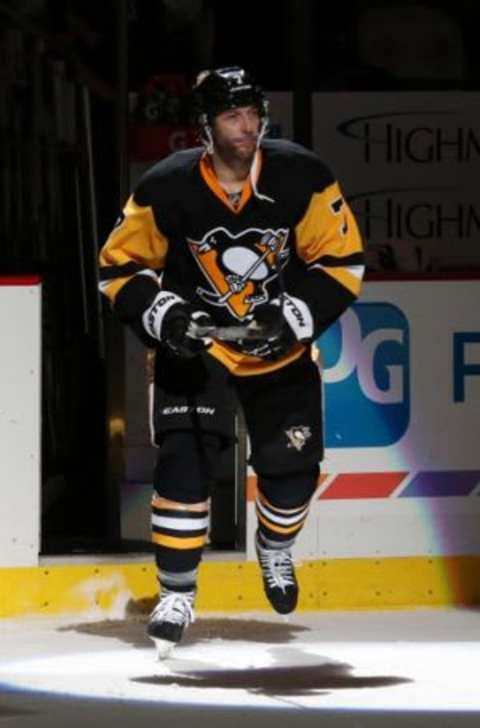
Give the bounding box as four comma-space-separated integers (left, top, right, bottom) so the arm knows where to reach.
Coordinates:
142, 291, 213, 358
162, 304, 214, 358
243, 295, 314, 360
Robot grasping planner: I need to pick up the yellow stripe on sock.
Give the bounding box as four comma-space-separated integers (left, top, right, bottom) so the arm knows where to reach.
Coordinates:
257, 491, 308, 515
257, 510, 305, 535
152, 533, 207, 549
152, 496, 208, 513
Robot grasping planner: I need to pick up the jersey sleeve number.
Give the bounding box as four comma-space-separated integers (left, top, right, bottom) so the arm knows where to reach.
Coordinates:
329, 196, 348, 236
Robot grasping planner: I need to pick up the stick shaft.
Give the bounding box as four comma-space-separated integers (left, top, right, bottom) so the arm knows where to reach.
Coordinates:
188, 322, 267, 341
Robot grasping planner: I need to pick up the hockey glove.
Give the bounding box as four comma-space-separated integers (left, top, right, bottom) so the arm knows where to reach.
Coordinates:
244, 294, 314, 360
142, 291, 213, 358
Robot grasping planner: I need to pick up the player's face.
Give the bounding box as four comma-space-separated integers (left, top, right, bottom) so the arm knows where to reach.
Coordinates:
212, 105, 261, 163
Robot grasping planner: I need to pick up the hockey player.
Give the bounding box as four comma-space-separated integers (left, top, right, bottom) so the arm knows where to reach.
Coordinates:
98, 67, 364, 658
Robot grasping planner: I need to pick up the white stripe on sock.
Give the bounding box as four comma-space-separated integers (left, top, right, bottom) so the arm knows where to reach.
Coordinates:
152, 515, 209, 531
255, 498, 308, 526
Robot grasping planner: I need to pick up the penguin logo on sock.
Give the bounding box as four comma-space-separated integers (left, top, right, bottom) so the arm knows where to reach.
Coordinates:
285, 426, 311, 451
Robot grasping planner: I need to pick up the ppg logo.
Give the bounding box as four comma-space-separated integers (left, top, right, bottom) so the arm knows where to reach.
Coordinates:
317, 303, 410, 447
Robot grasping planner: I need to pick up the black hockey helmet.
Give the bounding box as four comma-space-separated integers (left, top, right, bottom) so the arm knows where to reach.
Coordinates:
191, 66, 269, 130
191, 67, 269, 153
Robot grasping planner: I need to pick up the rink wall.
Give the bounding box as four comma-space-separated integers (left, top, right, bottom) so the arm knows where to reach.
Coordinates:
1, 555, 480, 618
0, 277, 41, 569
1, 278, 480, 617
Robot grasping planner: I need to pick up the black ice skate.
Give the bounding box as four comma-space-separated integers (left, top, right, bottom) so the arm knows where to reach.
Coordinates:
146, 588, 195, 659
255, 532, 298, 614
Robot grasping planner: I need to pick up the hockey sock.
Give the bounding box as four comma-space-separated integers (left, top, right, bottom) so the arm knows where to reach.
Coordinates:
151, 494, 209, 591
256, 467, 318, 548
256, 491, 310, 549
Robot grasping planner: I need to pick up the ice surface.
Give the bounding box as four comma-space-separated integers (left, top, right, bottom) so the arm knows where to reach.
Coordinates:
1, 609, 480, 726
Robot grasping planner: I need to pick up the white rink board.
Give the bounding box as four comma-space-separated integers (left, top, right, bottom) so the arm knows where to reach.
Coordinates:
247, 279, 480, 560
0, 282, 41, 567
247, 496, 480, 561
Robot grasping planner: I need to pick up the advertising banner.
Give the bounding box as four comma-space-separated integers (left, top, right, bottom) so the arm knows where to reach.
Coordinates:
313, 92, 480, 271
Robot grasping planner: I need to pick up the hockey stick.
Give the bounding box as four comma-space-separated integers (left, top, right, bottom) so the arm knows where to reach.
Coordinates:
188, 320, 268, 341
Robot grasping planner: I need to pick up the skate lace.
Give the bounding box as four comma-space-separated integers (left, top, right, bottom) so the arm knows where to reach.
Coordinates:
151, 590, 195, 628
260, 549, 295, 591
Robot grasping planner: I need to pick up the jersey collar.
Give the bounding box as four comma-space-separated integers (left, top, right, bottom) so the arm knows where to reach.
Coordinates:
199, 150, 263, 213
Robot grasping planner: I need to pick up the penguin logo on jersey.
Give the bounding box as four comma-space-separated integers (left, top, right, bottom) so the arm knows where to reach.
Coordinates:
187, 227, 289, 319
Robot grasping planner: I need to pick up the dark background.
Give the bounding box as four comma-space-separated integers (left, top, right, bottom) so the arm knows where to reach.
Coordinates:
1, 0, 479, 554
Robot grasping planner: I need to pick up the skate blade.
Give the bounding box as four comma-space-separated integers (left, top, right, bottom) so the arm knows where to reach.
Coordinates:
151, 637, 176, 660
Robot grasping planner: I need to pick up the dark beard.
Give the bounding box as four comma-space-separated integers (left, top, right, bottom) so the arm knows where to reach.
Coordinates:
214, 137, 256, 172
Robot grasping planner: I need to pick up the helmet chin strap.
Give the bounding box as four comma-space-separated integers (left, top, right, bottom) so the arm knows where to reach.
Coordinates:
198, 112, 215, 155
203, 124, 215, 155
256, 116, 268, 148
251, 115, 274, 203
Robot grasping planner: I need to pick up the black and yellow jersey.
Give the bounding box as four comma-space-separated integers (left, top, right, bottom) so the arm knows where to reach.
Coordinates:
99, 139, 364, 376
